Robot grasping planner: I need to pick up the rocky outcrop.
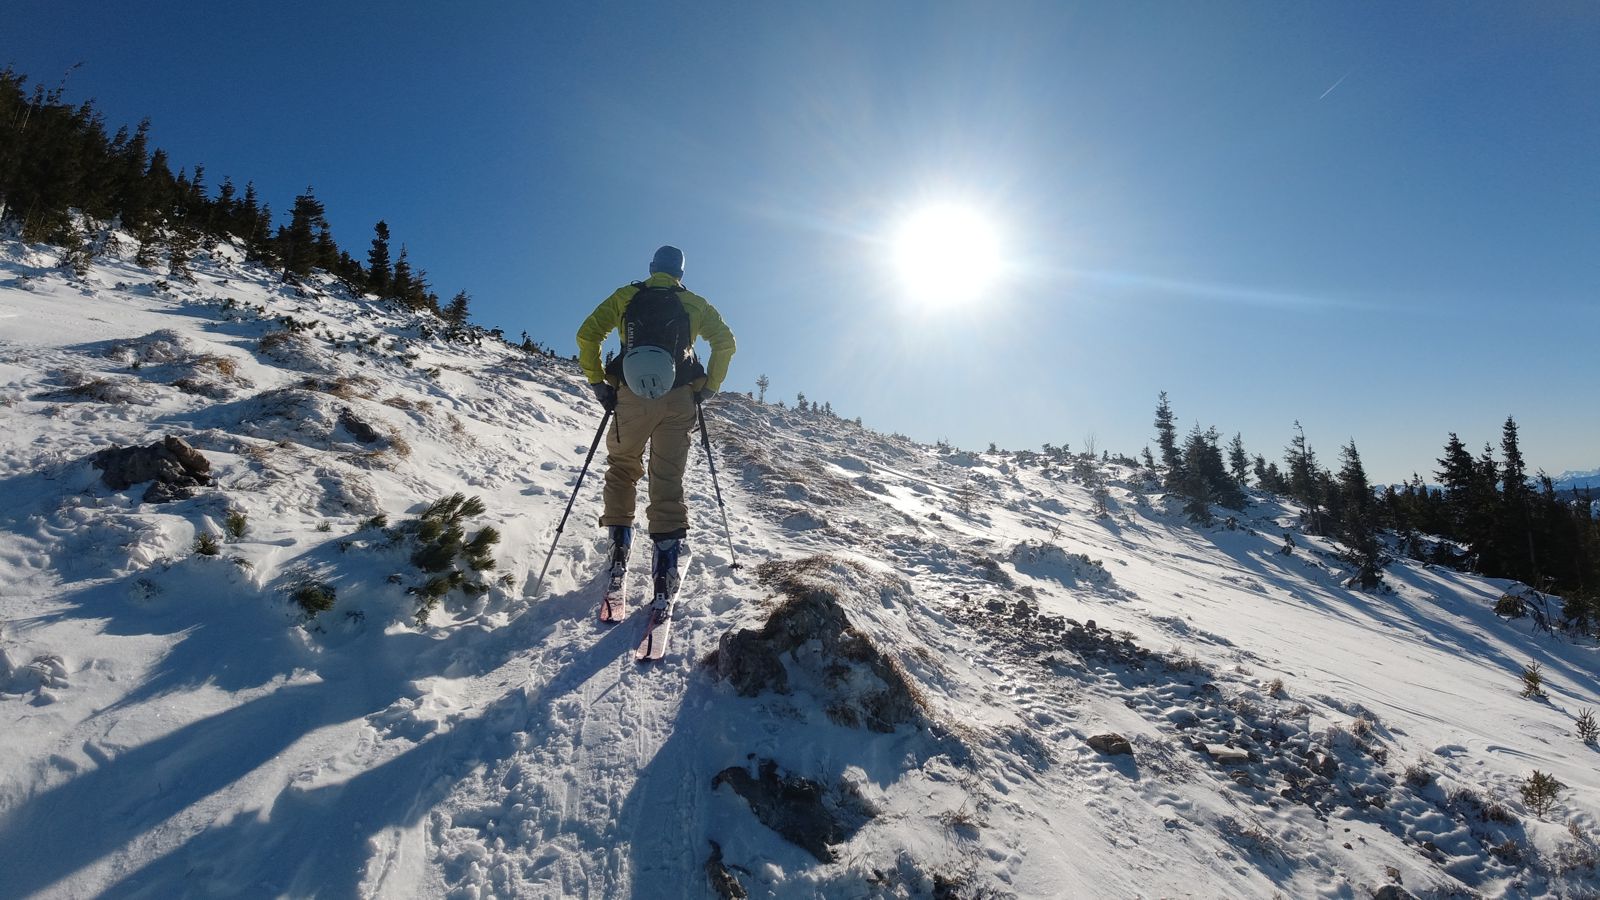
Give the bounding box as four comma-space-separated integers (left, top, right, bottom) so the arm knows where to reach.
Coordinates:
93, 435, 213, 503
706, 556, 926, 733
711, 759, 873, 863
1086, 733, 1133, 756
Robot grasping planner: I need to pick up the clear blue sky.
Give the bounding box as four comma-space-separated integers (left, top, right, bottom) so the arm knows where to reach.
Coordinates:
9, 1, 1598, 482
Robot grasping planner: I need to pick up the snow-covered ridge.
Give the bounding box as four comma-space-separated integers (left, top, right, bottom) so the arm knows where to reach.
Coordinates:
1, 236, 1597, 898
1553, 469, 1600, 493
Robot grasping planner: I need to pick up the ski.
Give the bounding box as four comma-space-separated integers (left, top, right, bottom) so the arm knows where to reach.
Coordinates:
634, 602, 674, 662
599, 568, 627, 623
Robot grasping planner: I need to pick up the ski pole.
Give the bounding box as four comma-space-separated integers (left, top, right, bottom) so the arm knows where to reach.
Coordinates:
530, 408, 612, 598
697, 398, 742, 571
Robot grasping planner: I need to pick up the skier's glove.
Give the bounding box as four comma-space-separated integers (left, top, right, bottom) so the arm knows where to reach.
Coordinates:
590, 382, 617, 411
694, 388, 715, 406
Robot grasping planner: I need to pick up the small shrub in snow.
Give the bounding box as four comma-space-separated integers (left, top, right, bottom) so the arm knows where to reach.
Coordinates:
1494, 593, 1527, 618
1519, 661, 1547, 699
1488, 838, 1525, 867
1217, 816, 1278, 859
194, 532, 221, 556
1349, 714, 1376, 740
258, 330, 293, 353
1555, 823, 1599, 875
198, 354, 238, 379
1518, 770, 1565, 816
1403, 761, 1434, 789
939, 805, 981, 837
1577, 708, 1599, 744
1554, 842, 1599, 877
1448, 786, 1518, 825
316, 522, 332, 533
292, 581, 337, 617
399, 493, 499, 625
1092, 484, 1112, 518
1266, 677, 1286, 698
364, 514, 389, 530
1164, 648, 1207, 675
225, 509, 248, 540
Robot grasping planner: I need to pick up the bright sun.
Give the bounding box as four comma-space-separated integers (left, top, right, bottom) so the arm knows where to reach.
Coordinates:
891, 203, 1002, 306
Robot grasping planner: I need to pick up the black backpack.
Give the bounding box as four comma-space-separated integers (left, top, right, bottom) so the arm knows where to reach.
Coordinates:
606, 283, 705, 388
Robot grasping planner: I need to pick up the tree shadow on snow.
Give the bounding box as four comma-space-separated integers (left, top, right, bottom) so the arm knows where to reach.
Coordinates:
0, 577, 603, 898
91, 609, 635, 899
1190, 524, 1597, 693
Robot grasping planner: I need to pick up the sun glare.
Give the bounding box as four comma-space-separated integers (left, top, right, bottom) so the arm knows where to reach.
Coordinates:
891, 204, 1002, 306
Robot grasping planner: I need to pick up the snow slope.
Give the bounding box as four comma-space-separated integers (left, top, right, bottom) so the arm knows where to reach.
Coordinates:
1, 235, 1596, 899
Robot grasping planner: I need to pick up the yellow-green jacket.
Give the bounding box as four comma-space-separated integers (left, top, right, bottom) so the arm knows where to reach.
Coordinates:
576, 272, 737, 392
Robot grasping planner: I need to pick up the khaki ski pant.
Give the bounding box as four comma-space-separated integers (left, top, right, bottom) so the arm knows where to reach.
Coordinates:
600, 384, 698, 535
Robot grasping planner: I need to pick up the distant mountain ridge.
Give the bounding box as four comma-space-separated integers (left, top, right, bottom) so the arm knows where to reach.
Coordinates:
1552, 468, 1600, 492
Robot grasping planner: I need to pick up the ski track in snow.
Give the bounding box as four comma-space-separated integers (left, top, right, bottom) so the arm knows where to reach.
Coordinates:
1, 236, 1598, 898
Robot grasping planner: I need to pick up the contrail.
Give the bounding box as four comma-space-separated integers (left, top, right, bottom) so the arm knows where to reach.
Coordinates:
1319, 70, 1352, 101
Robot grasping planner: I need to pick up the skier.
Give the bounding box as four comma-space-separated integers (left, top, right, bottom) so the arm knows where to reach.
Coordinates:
576, 245, 736, 646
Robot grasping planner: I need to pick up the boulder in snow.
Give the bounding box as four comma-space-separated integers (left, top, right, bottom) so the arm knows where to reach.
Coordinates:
711, 758, 872, 862
1202, 743, 1250, 763
93, 435, 213, 502
1086, 733, 1133, 756
706, 556, 926, 733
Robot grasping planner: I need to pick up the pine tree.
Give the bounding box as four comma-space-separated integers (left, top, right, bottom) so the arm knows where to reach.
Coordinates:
1285, 422, 1325, 529
166, 219, 199, 281
366, 221, 392, 297
391, 245, 414, 303
280, 187, 326, 280
1154, 392, 1181, 474
1500, 416, 1538, 583
1228, 433, 1250, 486
1178, 425, 1216, 525
755, 374, 769, 403
110, 119, 154, 228
408, 267, 437, 313
213, 176, 236, 230
1336, 440, 1385, 589
335, 250, 364, 287
314, 222, 339, 273
144, 148, 177, 220
443, 291, 470, 326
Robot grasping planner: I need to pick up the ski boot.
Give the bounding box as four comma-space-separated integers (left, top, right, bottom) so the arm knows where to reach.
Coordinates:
636, 535, 684, 661
649, 536, 685, 618
599, 525, 632, 623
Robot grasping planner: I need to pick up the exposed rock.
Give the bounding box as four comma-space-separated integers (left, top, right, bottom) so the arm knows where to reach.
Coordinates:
162, 435, 211, 476
1086, 733, 1133, 756
1202, 743, 1251, 763
704, 840, 747, 899
1372, 885, 1418, 900
1306, 748, 1339, 778
711, 758, 871, 862
706, 556, 925, 732
338, 407, 381, 444
93, 435, 213, 502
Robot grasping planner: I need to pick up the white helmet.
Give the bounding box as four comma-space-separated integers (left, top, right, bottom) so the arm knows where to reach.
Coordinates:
622, 346, 677, 400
